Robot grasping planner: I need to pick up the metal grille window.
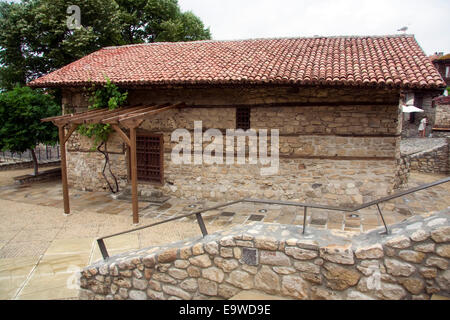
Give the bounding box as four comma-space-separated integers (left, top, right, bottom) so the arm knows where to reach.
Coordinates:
236, 107, 251, 130
136, 134, 164, 184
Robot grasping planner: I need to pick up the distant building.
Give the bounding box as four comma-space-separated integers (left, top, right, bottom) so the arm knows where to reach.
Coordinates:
401, 53, 449, 138
426, 53, 450, 137
430, 52, 450, 85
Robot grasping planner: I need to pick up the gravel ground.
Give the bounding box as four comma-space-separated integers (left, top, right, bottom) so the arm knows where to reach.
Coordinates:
400, 138, 447, 156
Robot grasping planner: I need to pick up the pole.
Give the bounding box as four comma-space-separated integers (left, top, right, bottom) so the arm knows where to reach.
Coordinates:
130, 126, 139, 224
58, 125, 70, 215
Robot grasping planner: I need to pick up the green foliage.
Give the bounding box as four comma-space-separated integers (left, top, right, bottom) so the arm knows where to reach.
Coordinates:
117, 0, 211, 43
157, 11, 211, 42
0, 86, 60, 153
77, 79, 128, 146
0, 0, 211, 90
0, 0, 124, 90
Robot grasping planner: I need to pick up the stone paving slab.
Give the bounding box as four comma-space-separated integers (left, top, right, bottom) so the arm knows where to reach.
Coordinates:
0, 167, 449, 299
16, 272, 79, 300
45, 238, 95, 256
33, 254, 90, 277
0, 241, 51, 259
0, 257, 39, 300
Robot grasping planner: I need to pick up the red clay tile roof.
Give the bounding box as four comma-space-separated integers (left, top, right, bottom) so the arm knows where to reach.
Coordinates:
28, 35, 446, 89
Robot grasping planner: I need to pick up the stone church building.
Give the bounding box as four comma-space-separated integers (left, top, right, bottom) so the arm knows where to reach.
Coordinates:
29, 35, 446, 206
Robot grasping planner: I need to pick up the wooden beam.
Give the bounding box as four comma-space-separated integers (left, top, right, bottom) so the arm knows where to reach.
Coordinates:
54, 109, 111, 126
63, 124, 79, 145
130, 126, 139, 224
112, 125, 131, 147
119, 103, 184, 125
42, 108, 107, 122
101, 105, 158, 124
69, 108, 126, 124
58, 125, 70, 215
82, 106, 148, 124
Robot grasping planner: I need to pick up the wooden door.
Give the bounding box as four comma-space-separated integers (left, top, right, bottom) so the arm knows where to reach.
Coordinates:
135, 133, 164, 184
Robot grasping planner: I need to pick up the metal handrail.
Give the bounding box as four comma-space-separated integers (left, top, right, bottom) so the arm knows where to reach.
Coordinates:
96, 176, 450, 260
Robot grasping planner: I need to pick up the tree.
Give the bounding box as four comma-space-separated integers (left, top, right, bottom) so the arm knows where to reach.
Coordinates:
0, 86, 60, 175
0, 0, 211, 90
116, 0, 211, 43
0, 0, 124, 90
0, 1, 29, 89
157, 11, 212, 42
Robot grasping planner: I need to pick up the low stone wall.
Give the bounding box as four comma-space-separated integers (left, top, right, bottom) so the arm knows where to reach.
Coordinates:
13, 168, 61, 184
408, 140, 449, 174
79, 212, 450, 300
0, 159, 60, 171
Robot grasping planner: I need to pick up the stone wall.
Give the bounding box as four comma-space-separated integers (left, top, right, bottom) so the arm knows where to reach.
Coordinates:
78, 211, 450, 300
66, 131, 129, 191
395, 156, 411, 189
408, 139, 449, 174
433, 98, 450, 137
435, 103, 450, 128
62, 85, 404, 204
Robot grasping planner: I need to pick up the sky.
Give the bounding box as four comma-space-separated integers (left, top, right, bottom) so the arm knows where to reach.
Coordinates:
178, 0, 450, 55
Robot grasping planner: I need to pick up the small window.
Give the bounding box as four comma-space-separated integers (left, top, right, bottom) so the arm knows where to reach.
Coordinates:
236, 107, 250, 130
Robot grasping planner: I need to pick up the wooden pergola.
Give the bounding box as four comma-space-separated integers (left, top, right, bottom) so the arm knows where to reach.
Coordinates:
42, 102, 185, 224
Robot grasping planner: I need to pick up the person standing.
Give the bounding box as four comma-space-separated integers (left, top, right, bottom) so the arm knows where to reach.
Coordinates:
418, 116, 428, 138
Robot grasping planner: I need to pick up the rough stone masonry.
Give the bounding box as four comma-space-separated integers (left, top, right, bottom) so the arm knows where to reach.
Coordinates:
63, 85, 405, 206
79, 210, 450, 300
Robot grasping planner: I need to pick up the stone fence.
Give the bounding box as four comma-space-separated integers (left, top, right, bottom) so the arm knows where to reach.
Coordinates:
79, 211, 450, 300
407, 138, 449, 174
0, 159, 60, 171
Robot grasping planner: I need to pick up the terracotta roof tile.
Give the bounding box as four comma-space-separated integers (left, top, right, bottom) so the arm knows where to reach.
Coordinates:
28, 35, 445, 89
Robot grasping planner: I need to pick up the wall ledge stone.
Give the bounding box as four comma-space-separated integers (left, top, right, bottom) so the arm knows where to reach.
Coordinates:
79, 209, 450, 300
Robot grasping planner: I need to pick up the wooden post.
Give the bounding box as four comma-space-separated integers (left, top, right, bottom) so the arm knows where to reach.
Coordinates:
130, 126, 139, 224
58, 125, 70, 215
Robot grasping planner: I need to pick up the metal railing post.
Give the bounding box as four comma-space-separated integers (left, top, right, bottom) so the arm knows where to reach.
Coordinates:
97, 239, 109, 260
196, 212, 208, 237
376, 204, 390, 235
303, 206, 308, 234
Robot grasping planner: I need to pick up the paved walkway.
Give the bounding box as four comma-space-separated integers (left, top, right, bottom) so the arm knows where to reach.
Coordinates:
0, 168, 449, 299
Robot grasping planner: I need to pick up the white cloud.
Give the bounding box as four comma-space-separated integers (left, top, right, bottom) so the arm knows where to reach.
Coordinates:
179, 0, 450, 55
